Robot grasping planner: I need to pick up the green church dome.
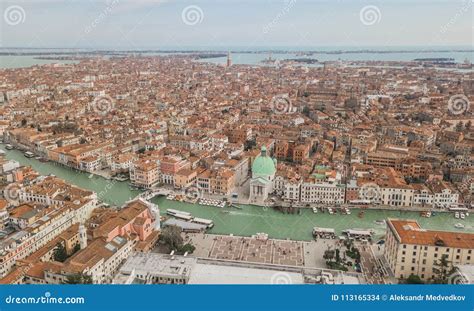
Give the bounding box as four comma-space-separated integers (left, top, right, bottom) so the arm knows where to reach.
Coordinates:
252, 146, 276, 177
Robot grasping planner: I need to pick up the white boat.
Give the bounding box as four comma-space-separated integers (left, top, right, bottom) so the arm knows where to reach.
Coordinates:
455, 212, 460, 219
312, 207, 318, 214
166, 209, 192, 217
173, 213, 193, 221
253, 232, 269, 240
24, 151, 35, 158
454, 223, 465, 229
460, 213, 465, 219
192, 217, 214, 228
5, 144, 13, 150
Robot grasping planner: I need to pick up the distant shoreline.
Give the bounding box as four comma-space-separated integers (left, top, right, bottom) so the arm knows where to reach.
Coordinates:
0, 48, 473, 57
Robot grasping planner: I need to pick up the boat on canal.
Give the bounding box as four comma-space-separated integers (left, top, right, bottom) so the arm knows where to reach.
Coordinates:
0, 143, 469, 242
24, 151, 35, 158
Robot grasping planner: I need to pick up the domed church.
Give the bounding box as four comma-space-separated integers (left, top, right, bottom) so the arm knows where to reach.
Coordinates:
249, 146, 277, 203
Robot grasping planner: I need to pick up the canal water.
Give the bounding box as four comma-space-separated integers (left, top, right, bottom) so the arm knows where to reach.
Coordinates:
152, 197, 473, 240
0, 145, 141, 206
1, 144, 473, 240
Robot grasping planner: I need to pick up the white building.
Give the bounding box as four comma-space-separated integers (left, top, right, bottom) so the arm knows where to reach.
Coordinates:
113, 253, 196, 284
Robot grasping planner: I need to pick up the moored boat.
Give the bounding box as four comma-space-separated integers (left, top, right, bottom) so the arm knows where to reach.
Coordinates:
24, 151, 35, 158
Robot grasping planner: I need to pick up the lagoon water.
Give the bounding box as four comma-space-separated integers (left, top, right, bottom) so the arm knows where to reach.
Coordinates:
1, 46, 472, 69
0, 55, 78, 69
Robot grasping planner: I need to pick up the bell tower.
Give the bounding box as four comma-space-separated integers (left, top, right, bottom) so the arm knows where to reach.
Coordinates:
79, 223, 87, 249
227, 51, 232, 68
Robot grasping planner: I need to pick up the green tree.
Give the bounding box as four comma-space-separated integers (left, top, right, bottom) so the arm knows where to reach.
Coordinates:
178, 243, 196, 255
53, 243, 68, 262
335, 249, 341, 263
244, 139, 256, 151
302, 106, 310, 116
406, 274, 424, 284
160, 225, 183, 251
432, 254, 454, 284
65, 273, 93, 284
65, 274, 82, 284
72, 243, 81, 254
323, 249, 335, 261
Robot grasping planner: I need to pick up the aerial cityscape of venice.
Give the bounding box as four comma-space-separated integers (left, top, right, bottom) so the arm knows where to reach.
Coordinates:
0, 0, 473, 297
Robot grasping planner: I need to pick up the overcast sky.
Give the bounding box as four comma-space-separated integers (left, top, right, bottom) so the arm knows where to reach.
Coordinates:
0, 0, 472, 49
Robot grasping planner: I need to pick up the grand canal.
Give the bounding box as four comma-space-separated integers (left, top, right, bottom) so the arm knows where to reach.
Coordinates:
1, 144, 473, 240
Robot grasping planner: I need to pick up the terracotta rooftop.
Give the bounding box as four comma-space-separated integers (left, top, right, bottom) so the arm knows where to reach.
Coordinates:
388, 219, 474, 249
